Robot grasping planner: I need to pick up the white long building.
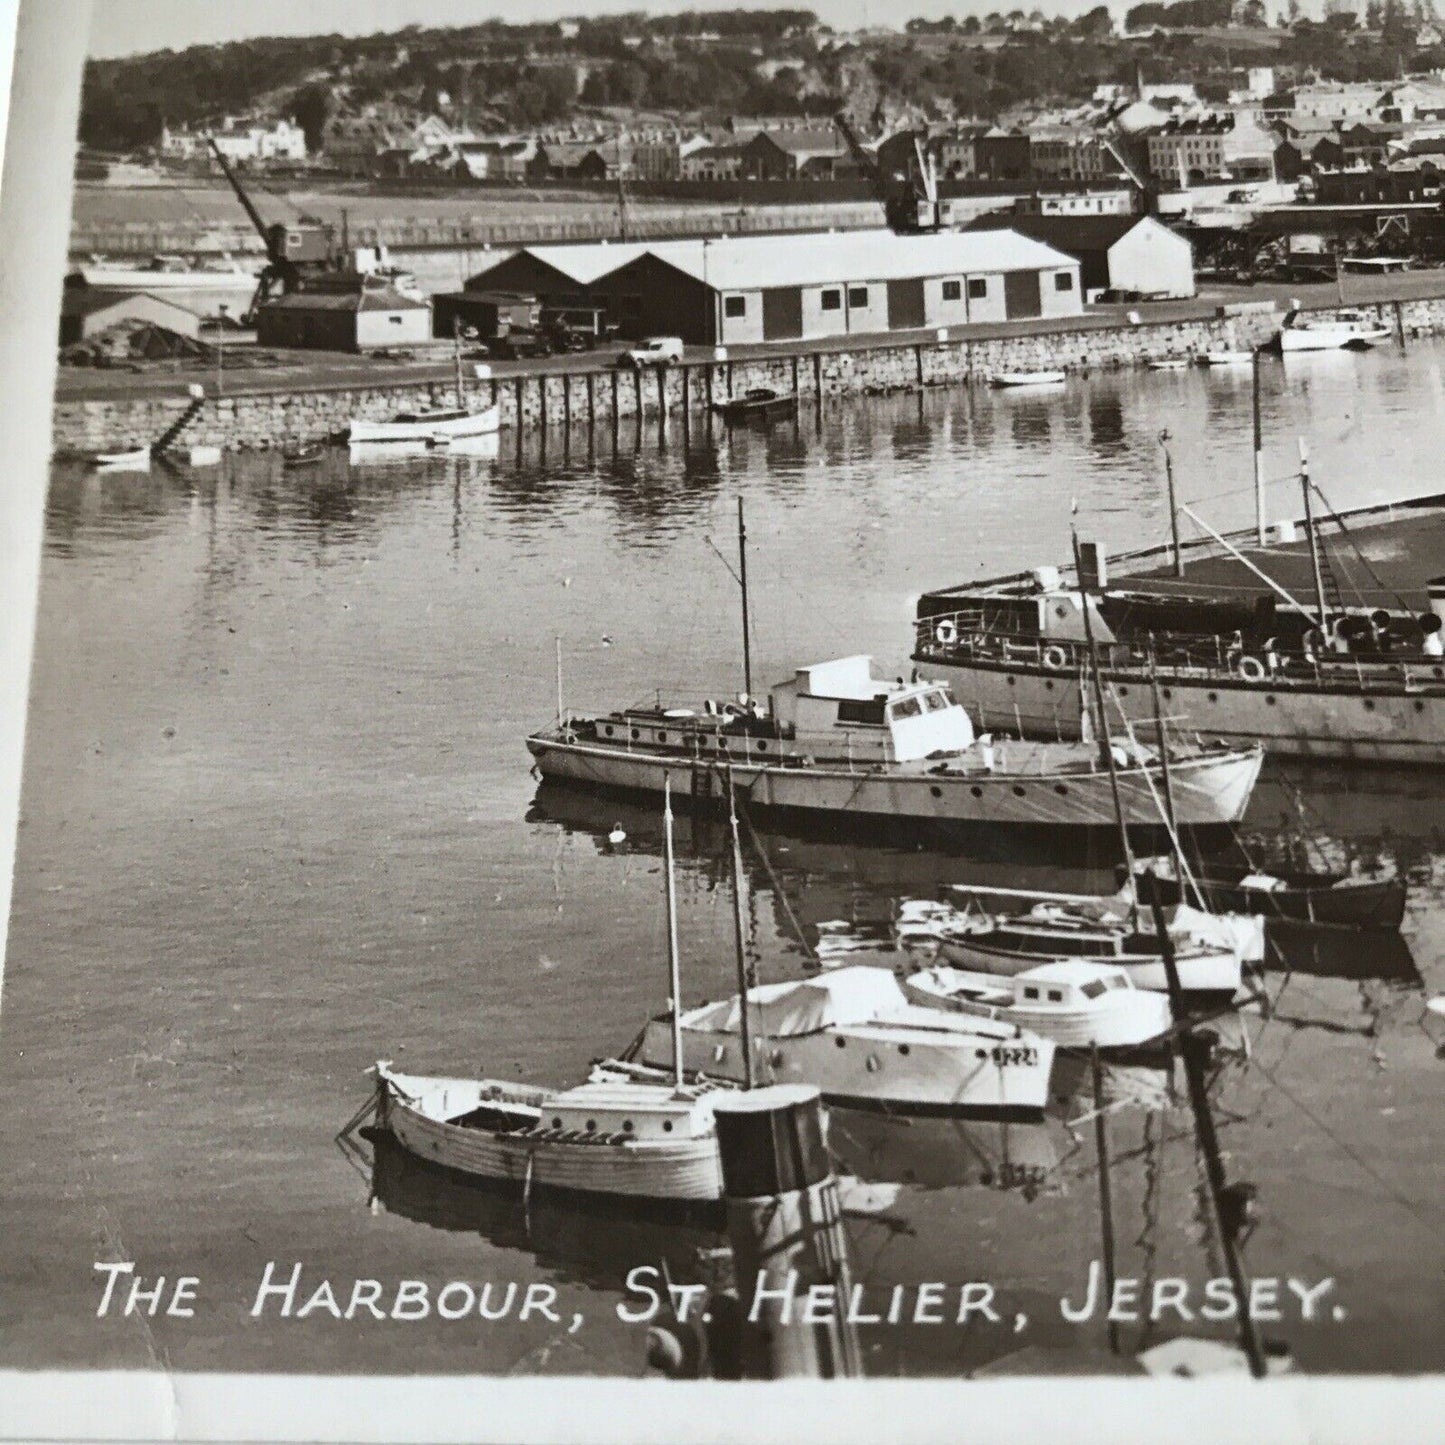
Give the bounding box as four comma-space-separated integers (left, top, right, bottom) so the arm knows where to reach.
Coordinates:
465, 228, 1084, 347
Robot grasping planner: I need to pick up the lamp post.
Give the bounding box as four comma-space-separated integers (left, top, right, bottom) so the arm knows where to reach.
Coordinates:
216, 303, 228, 398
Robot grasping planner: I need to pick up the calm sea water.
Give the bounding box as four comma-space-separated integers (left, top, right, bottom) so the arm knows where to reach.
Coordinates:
4, 347, 1444, 1377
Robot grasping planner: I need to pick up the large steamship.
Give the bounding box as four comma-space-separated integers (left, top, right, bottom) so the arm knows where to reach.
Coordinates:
912, 496, 1445, 766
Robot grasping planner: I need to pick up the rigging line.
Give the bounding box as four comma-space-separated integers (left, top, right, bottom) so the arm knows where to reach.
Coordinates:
1311, 480, 1415, 614
1246, 1050, 1444, 1234
729, 777, 819, 968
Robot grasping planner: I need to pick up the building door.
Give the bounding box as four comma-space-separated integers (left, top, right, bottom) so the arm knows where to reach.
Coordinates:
761, 287, 803, 341
1003, 271, 1042, 320
886, 278, 926, 331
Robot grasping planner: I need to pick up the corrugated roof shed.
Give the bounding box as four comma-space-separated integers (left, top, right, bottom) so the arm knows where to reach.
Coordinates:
471, 241, 653, 286
638, 228, 1079, 290
966, 213, 1151, 252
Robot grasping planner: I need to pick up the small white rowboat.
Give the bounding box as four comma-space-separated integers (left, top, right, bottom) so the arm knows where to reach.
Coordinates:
988, 370, 1066, 388
372, 1063, 725, 1204
902, 959, 1173, 1049
94, 446, 152, 470
347, 404, 500, 445
1204, 350, 1255, 366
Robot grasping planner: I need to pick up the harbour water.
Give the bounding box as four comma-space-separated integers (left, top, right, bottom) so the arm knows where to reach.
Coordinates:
4, 345, 1444, 1376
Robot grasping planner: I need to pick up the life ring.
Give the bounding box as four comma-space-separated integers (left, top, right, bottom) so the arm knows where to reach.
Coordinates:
1043, 644, 1069, 671
1237, 654, 1267, 683
934, 619, 959, 646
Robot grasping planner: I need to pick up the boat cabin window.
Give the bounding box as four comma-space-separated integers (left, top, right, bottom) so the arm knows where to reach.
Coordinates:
837, 697, 886, 726
891, 697, 923, 720
923, 689, 950, 712
1023, 986, 1039, 1000
1081, 979, 1108, 999
1047, 990, 1064, 1002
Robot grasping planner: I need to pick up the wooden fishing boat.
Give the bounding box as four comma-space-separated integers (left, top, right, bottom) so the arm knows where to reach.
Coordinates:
281, 443, 326, 469
894, 899, 1243, 995
713, 387, 797, 423
346, 403, 500, 444
372, 1065, 726, 1204
94, 446, 151, 470
526, 655, 1263, 835
988, 370, 1065, 388
1204, 350, 1255, 366
1147, 357, 1191, 371
1125, 856, 1407, 931
637, 965, 1055, 1115
901, 959, 1173, 1049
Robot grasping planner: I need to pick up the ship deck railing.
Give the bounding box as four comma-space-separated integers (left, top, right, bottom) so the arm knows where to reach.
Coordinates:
912, 616, 1445, 696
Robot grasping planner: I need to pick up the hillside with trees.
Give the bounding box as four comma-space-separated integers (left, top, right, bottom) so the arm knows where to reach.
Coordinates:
79, 5, 1445, 153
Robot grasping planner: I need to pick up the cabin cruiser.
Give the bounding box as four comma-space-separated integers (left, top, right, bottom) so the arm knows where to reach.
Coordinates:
636, 965, 1055, 1115
901, 959, 1173, 1049
1277, 308, 1392, 352
526, 655, 1262, 833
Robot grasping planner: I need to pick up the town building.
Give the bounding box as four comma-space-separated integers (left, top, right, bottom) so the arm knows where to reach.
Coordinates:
59, 288, 203, 347
974, 128, 1032, 181
161, 117, 307, 165
255, 275, 431, 352
1026, 127, 1114, 183
600, 229, 1082, 344
680, 144, 745, 180
463, 230, 1082, 345
738, 127, 852, 179
969, 213, 1194, 300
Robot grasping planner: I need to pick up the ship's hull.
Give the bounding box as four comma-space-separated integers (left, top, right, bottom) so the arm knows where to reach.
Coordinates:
915, 656, 1445, 765
1279, 325, 1392, 352
377, 1071, 723, 1204
639, 1017, 1053, 1115
347, 406, 500, 444
525, 734, 1261, 831
936, 932, 1241, 994
900, 966, 1173, 1048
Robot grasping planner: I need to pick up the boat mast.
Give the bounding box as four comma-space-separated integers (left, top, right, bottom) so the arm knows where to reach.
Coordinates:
737, 498, 753, 701
1147, 651, 1196, 908
1252, 348, 1267, 546
1160, 430, 1182, 579
555, 635, 564, 726
453, 316, 464, 410
1298, 440, 1330, 632
662, 774, 684, 1090
726, 766, 755, 1089
1071, 528, 1139, 924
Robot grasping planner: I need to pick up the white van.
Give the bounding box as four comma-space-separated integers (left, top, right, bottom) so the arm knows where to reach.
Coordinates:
618, 336, 685, 367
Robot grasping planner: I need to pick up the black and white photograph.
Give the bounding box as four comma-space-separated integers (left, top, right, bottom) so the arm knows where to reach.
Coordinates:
1, 0, 1444, 1435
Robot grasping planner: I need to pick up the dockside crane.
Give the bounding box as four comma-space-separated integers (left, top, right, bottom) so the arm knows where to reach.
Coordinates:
207, 136, 339, 322
834, 112, 946, 233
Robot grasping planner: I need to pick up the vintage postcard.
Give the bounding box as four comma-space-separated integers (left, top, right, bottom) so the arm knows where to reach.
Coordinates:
2, 0, 1444, 1437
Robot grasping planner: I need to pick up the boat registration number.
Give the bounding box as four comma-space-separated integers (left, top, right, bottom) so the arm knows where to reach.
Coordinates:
990, 1046, 1039, 1067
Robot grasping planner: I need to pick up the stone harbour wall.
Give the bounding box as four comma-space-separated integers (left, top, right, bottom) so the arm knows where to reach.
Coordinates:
51, 297, 1445, 458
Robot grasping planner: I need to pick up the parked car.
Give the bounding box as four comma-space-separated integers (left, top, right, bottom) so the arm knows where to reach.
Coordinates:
617, 336, 684, 368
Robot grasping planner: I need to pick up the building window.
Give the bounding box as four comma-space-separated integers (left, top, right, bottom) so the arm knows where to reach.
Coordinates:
1054, 273, 1074, 292
967, 278, 988, 299
723, 295, 746, 319
821, 288, 841, 311
942, 280, 962, 301
848, 286, 868, 308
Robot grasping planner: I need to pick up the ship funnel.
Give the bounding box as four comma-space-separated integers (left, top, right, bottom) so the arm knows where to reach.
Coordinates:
1426, 576, 1445, 635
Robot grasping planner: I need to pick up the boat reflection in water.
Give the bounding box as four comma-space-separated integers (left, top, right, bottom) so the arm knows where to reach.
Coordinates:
366, 1131, 722, 1290
826, 1107, 1071, 1199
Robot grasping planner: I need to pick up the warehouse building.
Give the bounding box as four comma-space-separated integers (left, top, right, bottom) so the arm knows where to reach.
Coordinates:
968, 213, 1194, 300
59, 287, 202, 347
460, 243, 650, 313
592, 230, 1082, 345
256, 275, 431, 351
